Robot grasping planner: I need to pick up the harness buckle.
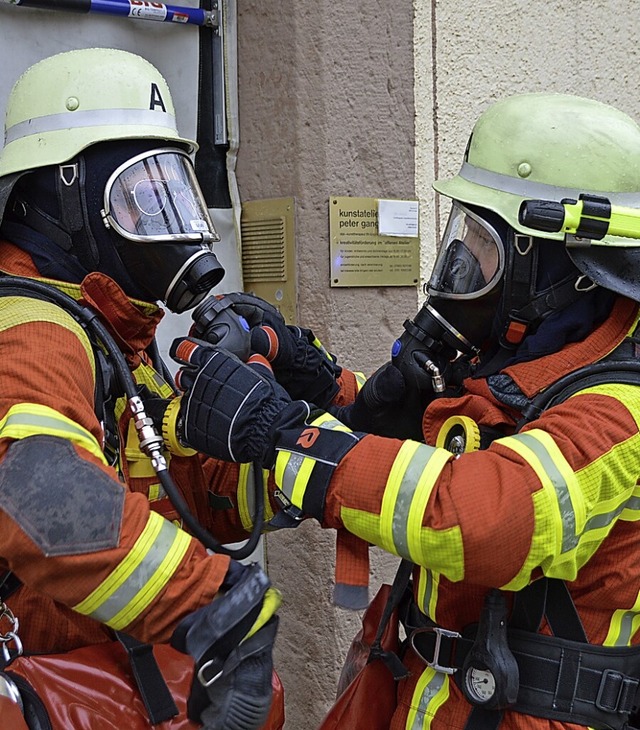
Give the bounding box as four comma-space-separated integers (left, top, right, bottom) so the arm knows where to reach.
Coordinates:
410, 626, 460, 675
595, 669, 639, 715
197, 658, 224, 688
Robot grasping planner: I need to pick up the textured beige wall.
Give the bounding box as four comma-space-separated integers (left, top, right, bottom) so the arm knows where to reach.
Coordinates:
415, 0, 640, 280
237, 0, 640, 727
235, 1, 416, 727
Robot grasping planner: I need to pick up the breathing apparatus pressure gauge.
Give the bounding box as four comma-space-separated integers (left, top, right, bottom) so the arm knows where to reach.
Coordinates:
460, 589, 519, 710
464, 666, 497, 703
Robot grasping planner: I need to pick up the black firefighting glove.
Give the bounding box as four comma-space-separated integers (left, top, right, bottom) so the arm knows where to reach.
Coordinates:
212, 293, 342, 409
171, 561, 282, 730
170, 337, 310, 466
329, 361, 425, 441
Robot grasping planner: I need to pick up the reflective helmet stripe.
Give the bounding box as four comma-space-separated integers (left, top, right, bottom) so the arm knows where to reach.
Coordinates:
458, 161, 640, 208
73, 510, 192, 630
5, 108, 178, 146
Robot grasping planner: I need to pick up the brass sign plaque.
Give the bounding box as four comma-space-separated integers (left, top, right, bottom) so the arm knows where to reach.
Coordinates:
329, 196, 419, 287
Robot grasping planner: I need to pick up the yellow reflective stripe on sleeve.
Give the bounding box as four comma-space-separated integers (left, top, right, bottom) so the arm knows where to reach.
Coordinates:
353, 371, 366, 391
73, 511, 192, 630
311, 336, 333, 361
310, 411, 353, 432
416, 567, 440, 622
604, 589, 640, 647
238, 462, 274, 531
407, 449, 452, 568
504, 429, 585, 552
275, 412, 355, 505
0, 403, 106, 464
497, 429, 581, 588
405, 667, 450, 729
499, 413, 640, 590
380, 441, 424, 554
0, 295, 95, 378
132, 360, 176, 399
377, 441, 462, 576
341, 442, 462, 578
238, 462, 253, 530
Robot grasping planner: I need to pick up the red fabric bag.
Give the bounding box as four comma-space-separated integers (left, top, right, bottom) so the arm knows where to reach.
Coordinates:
318, 562, 412, 730
3, 640, 285, 729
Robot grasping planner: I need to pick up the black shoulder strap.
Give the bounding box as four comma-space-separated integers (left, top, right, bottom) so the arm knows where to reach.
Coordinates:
115, 632, 179, 725
368, 559, 413, 680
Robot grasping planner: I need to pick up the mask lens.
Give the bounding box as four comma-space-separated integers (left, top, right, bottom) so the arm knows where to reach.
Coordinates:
104, 150, 219, 242
428, 203, 503, 299
132, 179, 168, 216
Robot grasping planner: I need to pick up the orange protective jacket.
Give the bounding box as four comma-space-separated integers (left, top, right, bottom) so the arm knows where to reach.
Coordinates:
280, 295, 640, 730
0, 240, 281, 654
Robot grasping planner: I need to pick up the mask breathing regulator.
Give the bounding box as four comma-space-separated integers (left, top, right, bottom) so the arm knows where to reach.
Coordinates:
391, 202, 505, 401
390, 301, 470, 399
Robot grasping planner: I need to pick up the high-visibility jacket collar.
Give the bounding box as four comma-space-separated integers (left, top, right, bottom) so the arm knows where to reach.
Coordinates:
0, 239, 163, 364
468, 296, 640, 400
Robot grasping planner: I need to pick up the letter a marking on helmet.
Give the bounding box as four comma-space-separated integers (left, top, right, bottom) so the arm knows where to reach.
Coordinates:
297, 428, 320, 448
150, 83, 167, 112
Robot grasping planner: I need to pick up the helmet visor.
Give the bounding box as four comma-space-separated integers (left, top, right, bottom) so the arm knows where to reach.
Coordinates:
102, 149, 219, 244
427, 202, 504, 300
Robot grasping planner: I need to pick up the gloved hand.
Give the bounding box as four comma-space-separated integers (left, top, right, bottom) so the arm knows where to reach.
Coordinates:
170, 336, 309, 466
136, 385, 196, 457
200, 293, 342, 409
171, 561, 282, 730
329, 361, 425, 441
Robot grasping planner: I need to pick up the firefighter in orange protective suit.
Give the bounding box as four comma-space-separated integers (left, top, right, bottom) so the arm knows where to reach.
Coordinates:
0, 46, 362, 729
162, 93, 640, 730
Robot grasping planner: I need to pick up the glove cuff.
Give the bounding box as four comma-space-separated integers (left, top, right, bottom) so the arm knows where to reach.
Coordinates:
273, 410, 364, 522
163, 397, 197, 456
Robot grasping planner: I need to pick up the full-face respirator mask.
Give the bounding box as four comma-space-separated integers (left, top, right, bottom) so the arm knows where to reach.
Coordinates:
100, 146, 225, 313
391, 203, 505, 399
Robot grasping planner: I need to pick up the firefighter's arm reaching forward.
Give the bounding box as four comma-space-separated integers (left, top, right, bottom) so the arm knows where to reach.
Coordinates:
170, 335, 640, 591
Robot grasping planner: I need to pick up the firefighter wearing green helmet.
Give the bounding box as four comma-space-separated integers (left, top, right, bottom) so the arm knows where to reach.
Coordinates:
0, 48, 287, 729
160, 93, 640, 729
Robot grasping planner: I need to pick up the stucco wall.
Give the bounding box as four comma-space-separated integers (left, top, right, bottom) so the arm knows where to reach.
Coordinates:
237, 0, 640, 727
415, 0, 640, 280
236, 1, 416, 727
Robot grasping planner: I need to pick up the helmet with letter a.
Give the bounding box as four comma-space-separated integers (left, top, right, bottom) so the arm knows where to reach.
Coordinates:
0, 47, 225, 313
424, 92, 640, 361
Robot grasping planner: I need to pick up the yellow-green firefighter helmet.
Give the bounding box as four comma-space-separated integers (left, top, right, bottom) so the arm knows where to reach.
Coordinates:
433, 93, 640, 243
434, 93, 640, 301
0, 47, 196, 218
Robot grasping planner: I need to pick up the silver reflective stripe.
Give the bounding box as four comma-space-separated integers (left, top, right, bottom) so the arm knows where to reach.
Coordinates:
585, 504, 626, 532
614, 611, 637, 647
280, 452, 307, 500
82, 518, 182, 625
0, 411, 90, 441
511, 433, 576, 553
409, 669, 447, 729
458, 162, 640, 207
5, 108, 177, 144
391, 446, 435, 558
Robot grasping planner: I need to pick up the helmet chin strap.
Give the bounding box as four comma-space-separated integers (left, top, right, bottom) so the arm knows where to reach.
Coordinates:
54, 158, 101, 271
9, 158, 100, 272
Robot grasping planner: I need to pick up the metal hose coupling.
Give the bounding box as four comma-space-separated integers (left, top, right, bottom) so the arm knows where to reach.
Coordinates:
129, 395, 168, 473
415, 352, 446, 393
